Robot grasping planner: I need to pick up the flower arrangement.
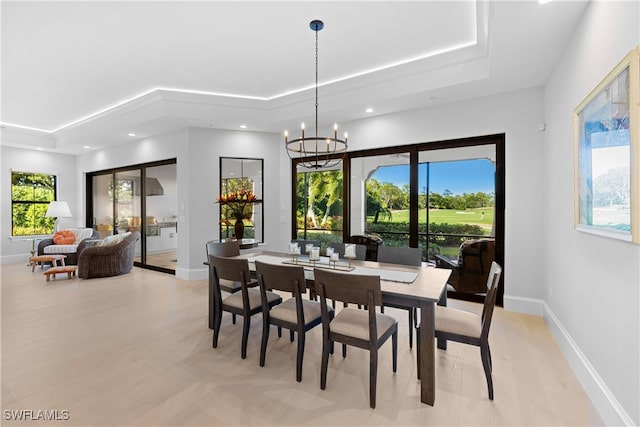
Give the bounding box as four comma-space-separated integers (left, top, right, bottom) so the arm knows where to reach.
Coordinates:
217, 190, 261, 221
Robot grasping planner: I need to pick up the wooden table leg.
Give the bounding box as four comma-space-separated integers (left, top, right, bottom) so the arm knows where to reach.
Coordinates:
419, 301, 435, 406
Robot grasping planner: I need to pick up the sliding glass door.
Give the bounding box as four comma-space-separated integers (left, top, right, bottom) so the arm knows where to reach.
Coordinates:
418, 145, 496, 261
294, 134, 504, 304
350, 153, 411, 247
87, 159, 177, 274
143, 163, 178, 270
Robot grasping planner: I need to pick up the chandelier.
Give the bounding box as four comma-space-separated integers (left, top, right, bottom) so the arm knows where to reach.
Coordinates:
284, 20, 348, 169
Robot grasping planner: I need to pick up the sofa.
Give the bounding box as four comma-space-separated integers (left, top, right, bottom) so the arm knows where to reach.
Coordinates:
77, 231, 140, 279
37, 228, 99, 265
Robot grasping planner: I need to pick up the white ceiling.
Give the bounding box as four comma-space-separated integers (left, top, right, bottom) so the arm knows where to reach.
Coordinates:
0, 0, 589, 155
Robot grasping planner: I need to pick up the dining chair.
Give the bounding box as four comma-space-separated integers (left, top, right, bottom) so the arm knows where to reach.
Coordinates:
255, 261, 333, 382
376, 245, 422, 349
209, 255, 282, 359
206, 240, 242, 327
418, 261, 502, 399
206, 239, 240, 257
314, 268, 398, 409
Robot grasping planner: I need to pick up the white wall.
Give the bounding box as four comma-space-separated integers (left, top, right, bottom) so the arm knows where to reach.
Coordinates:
186, 128, 285, 279
76, 128, 190, 275
0, 146, 78, 264
543, 1, 639, 425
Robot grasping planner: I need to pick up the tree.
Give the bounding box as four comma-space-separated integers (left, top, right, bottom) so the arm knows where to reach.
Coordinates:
299, 170, 343, 229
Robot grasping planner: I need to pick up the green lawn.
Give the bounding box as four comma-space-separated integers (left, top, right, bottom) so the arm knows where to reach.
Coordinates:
378, 208, 494, 231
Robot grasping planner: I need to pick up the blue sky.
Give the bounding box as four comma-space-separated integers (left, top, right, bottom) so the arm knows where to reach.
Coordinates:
371, 159, 495, 195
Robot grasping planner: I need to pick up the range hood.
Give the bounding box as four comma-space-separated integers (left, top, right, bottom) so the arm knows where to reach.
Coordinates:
145, 177, 164, 196
132, 177, 164, 196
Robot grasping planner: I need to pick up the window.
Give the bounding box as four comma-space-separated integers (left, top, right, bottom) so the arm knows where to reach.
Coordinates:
11, 171, 57, 236
294, 166, 343, 245
575, 46, 639, 243
219, 158, 263, 242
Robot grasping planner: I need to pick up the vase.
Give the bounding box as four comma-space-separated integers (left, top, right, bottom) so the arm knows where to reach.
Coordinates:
234, 220, 244, 240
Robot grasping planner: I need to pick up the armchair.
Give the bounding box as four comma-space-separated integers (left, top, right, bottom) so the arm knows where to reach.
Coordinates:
435, 238, 495, 294
77, 231, 140, 279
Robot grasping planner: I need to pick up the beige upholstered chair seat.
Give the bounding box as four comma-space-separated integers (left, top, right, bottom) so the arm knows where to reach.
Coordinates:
270, 297, 329, 324
435, 306, 482, 338
219, 279, 241, 293
330, 308, 397, 341
224, 287, 279, 310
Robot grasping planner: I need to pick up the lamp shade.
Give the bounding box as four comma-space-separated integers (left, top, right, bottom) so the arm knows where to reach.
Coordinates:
46, 201, 72, 218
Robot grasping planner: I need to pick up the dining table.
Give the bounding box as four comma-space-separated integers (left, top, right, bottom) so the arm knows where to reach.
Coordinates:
206, 250, 451, 406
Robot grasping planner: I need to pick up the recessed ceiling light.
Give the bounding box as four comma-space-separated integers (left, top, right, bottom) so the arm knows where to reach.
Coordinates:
365, 108, 374, 113
240, 124, 247, 129
83, 145, 91, 149
128, 133, 136, 137
36, 147, 43, 150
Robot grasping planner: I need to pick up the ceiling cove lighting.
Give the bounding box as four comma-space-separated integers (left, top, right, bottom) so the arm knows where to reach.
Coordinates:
284, 20, 347, 169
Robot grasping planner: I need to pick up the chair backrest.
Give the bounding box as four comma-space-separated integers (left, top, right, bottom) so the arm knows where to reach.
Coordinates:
206, 240, 240, 258
314, 269, 382, 307
255, 261, 306, 296
377, 246, 422, 266
480, 261, 502, 339
457, 238, 495, 273
291, 239, 320, 255
331, 243, 367, 260
208, 254, 250, 284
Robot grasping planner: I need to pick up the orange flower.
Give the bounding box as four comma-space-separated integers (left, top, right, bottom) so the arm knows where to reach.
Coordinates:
216, 191, 261, 220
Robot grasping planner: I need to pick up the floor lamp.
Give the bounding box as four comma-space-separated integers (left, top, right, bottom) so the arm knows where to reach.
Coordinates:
46, 201, 72, 232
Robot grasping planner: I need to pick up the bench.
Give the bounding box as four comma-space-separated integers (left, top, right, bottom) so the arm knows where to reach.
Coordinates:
43, 265, 78, 282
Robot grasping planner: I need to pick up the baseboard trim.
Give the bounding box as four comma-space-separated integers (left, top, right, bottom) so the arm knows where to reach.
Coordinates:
503, 294, 544, 316
1, 254, 30, 266
175, 267, 207, 281
543, 302, 635, 426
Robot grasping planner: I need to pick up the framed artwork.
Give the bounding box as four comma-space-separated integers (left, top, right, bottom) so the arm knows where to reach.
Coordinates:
574, 46, 639, 244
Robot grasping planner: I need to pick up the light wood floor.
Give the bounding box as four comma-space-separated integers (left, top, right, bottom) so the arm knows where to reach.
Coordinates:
134, 251, 177, 270
1, 262, 603, 426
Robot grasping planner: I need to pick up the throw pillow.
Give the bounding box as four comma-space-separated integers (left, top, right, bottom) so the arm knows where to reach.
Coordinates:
101, 234, 120, 246
53, 230, 76, 245
101, 232, 131, 247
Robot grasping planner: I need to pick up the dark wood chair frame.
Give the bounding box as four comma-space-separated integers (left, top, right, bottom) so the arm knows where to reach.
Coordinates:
418, 261, 502, 400
315, 269, 398, 409
256, 261, 333, 382
206, 240, 242, 327
376, 245, 422, 349
209, 255, 283, 359
205, 239, 241, 258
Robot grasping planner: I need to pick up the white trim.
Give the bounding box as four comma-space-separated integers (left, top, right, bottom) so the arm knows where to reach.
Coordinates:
503, 294, 544, 316
543, 302, 635, 426
175, 267, 207, 281
1, 254, 31, 266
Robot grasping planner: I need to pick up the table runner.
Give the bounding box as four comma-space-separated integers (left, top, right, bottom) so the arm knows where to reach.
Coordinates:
248, 254, 418, 284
